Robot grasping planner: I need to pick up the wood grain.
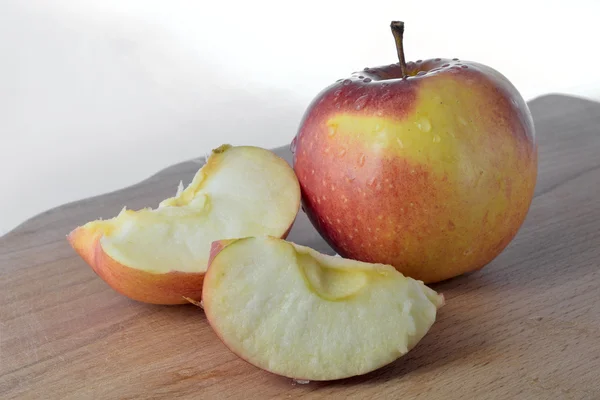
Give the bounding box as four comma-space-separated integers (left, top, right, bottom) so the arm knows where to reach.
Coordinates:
1, 94, 599, 400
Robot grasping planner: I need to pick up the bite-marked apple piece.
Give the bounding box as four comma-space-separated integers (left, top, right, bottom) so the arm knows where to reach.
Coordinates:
67, 145, 301, 305
203, 237, 444, 381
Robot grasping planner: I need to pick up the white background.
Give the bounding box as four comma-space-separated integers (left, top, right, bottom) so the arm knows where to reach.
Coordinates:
2, 0, 599, 235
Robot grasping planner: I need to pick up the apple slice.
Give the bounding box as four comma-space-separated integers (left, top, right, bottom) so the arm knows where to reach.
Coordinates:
203, 237, 444, 381
67, 145, 300, 305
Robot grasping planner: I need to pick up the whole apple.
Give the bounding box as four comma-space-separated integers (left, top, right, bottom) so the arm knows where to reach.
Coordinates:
291, 21, 537, 283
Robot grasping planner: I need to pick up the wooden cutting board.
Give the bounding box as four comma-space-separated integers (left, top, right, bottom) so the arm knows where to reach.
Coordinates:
1, 94, 599, 400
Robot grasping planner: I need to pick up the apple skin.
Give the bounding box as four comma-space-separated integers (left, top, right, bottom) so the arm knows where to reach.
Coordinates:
68, 227, 296, 306
292, 58, 538, 283
207, 239, 239, 266
68, 224, 205, 305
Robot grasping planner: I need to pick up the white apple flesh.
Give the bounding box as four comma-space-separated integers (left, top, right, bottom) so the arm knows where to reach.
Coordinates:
203, 236, 444, 381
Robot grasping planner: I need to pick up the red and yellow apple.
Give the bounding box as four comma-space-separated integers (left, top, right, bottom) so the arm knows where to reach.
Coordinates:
292, 22, 538, 283
68, 145, 301, 304
203, 236, 444, 381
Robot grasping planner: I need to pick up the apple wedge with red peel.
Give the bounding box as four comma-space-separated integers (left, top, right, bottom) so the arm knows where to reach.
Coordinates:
203, 237, 444, 381
67, 145, 301, 305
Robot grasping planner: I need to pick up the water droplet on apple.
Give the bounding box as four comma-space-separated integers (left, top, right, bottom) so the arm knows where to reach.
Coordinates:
334, 89, 342, 96
358, 75, 364, 79
364, 67, 370, 71
327, 125, 337, 137
358, 154, 366, 167
416, 59, 423, 63
461, 65, 469, 69
290, 136, 297, 153
343, 79, 352, 85
381, 83, 389, 87
354, 94, 370, 110
453, 58, 459, 61
416, 118, 432, 133
416, 71, 426, 76
435, 58, 441, 61
433, 134, 441, 143
363, 78, 372, 83
442, 63, 450, 68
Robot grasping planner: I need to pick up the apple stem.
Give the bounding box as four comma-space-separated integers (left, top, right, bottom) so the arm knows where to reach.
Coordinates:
390, 21, 408, 79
